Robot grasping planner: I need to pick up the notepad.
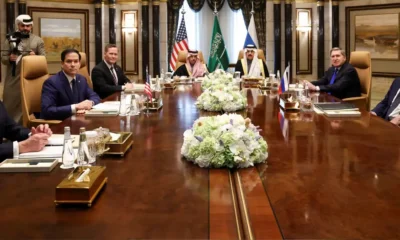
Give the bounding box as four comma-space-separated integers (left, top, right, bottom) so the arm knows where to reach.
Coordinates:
47, 134, 79, 147
19, 146, 64, 159
324, 110, 361, 117
314, 103, 358, 111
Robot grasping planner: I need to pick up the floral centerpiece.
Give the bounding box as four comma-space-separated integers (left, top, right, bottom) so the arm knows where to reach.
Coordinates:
181, 114, 268, 168
201, 69, 235, 90
196, 84, 247, 112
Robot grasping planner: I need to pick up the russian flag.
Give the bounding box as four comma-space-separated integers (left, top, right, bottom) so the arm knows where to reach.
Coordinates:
243, 15, 259, 48
278, 64, 290, 94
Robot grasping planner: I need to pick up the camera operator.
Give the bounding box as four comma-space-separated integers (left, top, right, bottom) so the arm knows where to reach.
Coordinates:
1, 14, 45, 124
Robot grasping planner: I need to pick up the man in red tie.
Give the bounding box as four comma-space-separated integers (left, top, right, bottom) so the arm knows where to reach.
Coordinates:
91, 44, 134, 99
303, 47, 361, 99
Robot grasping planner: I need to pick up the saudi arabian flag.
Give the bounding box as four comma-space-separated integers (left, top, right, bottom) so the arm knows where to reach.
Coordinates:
208, 15, 229, 72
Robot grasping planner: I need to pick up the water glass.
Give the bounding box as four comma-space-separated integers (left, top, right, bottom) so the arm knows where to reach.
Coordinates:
95, 127, 110, 156
300, 97, 313, 112
85, 131, 98, 164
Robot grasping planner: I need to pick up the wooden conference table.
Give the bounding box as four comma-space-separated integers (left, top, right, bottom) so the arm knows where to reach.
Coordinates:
0, 83, 400, 239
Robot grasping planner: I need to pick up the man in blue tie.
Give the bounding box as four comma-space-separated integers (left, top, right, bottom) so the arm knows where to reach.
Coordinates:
304, 47, 361, 99
371, 78, 400, 126
41, 49, 101, 120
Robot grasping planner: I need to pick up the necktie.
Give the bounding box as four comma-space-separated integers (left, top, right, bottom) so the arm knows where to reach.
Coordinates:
110, 67, 118, 85
386, 93, 400, 119
329, 68, 338, 85
71, 79, 79, 104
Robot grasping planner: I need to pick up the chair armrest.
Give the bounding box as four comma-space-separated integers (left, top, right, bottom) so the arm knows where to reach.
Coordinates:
342, 96, 366, 101
342, 96, 367, 111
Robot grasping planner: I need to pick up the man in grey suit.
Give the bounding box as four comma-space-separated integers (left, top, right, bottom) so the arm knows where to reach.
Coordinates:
1, 14, 45, 123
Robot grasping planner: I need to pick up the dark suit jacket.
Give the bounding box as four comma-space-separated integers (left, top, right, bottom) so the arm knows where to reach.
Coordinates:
372, 77, 400, 120
91, 61, 131, 99
0, 101, 30, 161
41, 71, 101, 121
312, 62, 361, 99
234, 59, 269, 78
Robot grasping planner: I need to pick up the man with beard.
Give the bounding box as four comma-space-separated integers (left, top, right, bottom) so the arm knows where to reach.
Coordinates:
173, 50, 208, 78
1, 14, 45, 123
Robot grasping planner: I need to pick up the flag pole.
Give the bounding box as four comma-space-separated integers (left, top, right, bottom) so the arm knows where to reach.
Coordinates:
213, 1, 218, 15
251, 1, 254, 15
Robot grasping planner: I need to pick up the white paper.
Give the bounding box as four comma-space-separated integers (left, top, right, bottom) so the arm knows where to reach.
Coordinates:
19, 147, 78, 159
91, 103, 120, 112
47, 134, 78, 146
110, 132, 121, 141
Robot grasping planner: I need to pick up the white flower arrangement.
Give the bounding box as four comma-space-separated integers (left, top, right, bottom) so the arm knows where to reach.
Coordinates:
181, 114, 268, 168
195, 84, 247, 112
201, 69, 235, 90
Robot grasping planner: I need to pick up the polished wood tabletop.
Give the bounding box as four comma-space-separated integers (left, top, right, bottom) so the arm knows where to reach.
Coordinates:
0, 83, 399, 239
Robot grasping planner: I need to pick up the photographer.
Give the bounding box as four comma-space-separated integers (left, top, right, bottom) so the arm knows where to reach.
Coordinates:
1, 14, 45, 124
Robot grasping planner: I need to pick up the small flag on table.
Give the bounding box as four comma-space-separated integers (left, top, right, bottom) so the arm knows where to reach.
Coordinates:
144, 66, 152, 103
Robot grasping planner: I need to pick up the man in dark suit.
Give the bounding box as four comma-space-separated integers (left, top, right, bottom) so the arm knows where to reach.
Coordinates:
371, 78, 400, 126
304, 47, 361, 99
41, 49, 101, 121
0, 100, 52, 161
91, 44, 133, 99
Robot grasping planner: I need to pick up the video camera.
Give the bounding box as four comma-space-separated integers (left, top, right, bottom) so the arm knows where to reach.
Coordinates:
3, 32, 30, 76
6, 31, 30, 55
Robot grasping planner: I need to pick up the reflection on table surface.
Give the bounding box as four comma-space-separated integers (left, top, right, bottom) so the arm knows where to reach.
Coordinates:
1, 83, 399, 239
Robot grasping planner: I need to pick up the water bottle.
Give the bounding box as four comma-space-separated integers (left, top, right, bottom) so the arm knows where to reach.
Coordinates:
77, 127, 90, 166
61, 126, 75, 169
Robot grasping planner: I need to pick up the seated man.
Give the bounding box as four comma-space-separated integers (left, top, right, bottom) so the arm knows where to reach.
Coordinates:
371, 77, 400, 126
0, 100, 52, 161
235, 44, 269, 78
92, 44, 134, 99
41, 49, 101, 121
304, 47, 361, 99
173, 50, 208, 78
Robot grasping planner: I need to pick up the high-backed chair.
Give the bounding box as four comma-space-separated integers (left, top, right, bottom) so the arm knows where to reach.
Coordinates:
78, 52, 93, 89
343, 51, 372, 111
175, 50, 205, 71
237, 49, 266, 62
20, 56, 61, 127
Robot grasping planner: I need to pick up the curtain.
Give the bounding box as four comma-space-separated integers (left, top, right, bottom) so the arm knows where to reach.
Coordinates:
241, 0, 266, 57
206, 0, 225, 12
187, 0, 206, 12
226, 0, 244, 11
167, 0, 185, 71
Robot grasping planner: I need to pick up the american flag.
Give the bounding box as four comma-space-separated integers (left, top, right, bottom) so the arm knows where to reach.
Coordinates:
169, 15, 189, 71
144, 66, 152, 103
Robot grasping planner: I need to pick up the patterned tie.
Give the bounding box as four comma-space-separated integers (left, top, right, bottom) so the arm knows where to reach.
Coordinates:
110, 67, 118, 85
386, 93, 400, 119
71, 79, 79, 104
329, 68, 338, 85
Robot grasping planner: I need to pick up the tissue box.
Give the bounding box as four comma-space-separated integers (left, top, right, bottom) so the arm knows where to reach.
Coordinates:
104, 132, 133, 156
55, 166, 107, 207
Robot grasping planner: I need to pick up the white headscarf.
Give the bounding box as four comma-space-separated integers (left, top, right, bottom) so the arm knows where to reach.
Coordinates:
15, 15, 33, 30
244, 47, 262, 77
